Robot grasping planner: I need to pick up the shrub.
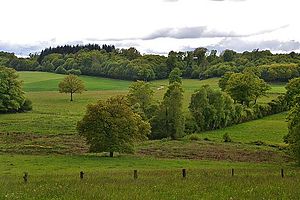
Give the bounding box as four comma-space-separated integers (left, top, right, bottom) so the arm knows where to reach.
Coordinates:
68, 69, 81, 76
189, 134, 200, 141
223, 133, 232, 142
20, 99, 33, 112
55, 66, 67, 74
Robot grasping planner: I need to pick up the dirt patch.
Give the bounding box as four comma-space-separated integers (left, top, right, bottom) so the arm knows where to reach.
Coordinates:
0, 133, 291, 163
0, 132, 88, 155
136, 140, 291, 163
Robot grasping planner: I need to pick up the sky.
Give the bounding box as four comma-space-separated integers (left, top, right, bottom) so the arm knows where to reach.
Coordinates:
0, 0, 299, 56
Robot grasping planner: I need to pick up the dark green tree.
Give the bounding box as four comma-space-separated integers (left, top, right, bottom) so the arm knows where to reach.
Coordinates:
151, 82, 185, 139
189, 85, 235, 131
225, 72, 270, 106
285, 77, 300, 107
285, 95, 300, 164
77, 96, 150, 157
222, 49, 236, 62
127, 80, 154, 115
169, 67, 182, 84
0, 66, 32, 113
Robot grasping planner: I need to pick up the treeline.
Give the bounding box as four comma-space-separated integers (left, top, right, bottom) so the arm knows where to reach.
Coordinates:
1, 46, 300, 82
127, 68, 289, 140
37, 44, 115, 63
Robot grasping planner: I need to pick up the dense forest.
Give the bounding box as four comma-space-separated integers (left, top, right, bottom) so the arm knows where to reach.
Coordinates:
1, 45, 300, 82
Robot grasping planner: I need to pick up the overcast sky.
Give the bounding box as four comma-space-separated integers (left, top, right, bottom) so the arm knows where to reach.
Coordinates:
0, 0, 299, 56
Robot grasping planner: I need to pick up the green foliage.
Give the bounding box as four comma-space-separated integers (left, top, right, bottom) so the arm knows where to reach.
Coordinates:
223, 133, 232, 142
41, 61, 55, 72
77, 96, 150, 156
19, 98, 33, 112
201, 63, 237, 79
168, 67, 182, 84
68, 68, 81, 76
218, 72, 234, 91
189, 85, 236, 131
286, 95, 300, 164
55, 66, 67, 74
151, 82, 185, 139
222, 49, 236, 62
285, 77, 300, 107
0, 72, 286, 135
225, 72, 270, 106
0, 66, 31, 113
121, 47, 141, 60
259, 63, 300, 82
188, 134, 201, 141
127, 81, 154, 115
58, 74, 85, 101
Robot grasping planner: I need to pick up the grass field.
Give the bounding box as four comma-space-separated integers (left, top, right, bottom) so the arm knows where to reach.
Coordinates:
0, 72, 287, 135
189, 112, 288, 146
0, 154, 299, 200
0, 72, 298, 199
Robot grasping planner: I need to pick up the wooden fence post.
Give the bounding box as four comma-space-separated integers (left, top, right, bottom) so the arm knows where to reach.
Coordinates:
281, 169, 284, 178
182, 169, 186, 178
80, 171, 84, 179
134, 170, 138, 179
231, 169, 234, 177
23, 172, 28, 183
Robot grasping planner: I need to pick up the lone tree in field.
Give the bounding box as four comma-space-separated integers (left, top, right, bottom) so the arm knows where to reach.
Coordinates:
77, 96, 151, 157
58, 74, 85, 101
0, 66, 32, 113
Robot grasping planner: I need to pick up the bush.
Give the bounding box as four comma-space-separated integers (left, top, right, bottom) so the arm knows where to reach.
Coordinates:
68, 69, 81, 76
223, 133, 232, 142
184, 115, 198, 134
189, 134, 200, 141
55, 66, 67, 74
250, 140, 266, 146
20, 98, 33, 112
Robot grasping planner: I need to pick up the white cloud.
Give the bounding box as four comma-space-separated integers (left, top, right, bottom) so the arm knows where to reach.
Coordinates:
0, 0, 299, 55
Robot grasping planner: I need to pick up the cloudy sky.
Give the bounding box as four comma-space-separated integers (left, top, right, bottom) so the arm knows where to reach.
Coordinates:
0, 0, 299, 56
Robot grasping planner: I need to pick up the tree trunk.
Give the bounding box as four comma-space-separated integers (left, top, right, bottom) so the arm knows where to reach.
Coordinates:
70, 92, 73, 101
109, 152, 114, 157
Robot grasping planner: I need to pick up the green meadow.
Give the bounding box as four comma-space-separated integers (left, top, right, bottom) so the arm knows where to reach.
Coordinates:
0, 71, 297, 199
0, 72, 286, 135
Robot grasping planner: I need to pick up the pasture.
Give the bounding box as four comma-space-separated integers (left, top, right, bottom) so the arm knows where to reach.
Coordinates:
0, 71, 297, 199
1, 154, 299, 200
0, 72, 287, 135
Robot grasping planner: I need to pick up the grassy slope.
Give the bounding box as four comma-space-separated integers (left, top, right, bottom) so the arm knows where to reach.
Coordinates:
0, 72, 296, 199
0, 72, 287, 135
192, 112, 288, 145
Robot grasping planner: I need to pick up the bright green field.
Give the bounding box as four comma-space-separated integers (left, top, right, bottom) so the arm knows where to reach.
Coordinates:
190, 112, 288, 146
1, 154, 299, 200
0, 72, 287, 135
0, 72, 297, 199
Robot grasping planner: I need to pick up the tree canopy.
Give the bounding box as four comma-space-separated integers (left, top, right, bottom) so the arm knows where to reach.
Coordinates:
77, 96, 150, 157
222, 72, 270, 106
286, 95, 300, 164
0, 66, 32, 113
127, 80, 154, 115
58, 74, 85, 101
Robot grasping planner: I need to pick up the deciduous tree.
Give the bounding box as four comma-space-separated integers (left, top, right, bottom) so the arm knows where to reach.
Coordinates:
77, 96, 150, 157
0, 66, 32, 113
225, 72, 270, 106
58, 74, 85, 101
